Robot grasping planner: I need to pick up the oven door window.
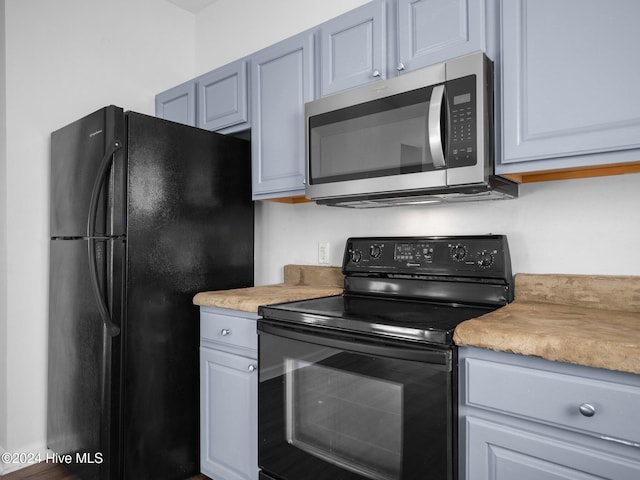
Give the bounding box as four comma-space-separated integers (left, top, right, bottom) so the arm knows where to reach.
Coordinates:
259, 325, 454, 480
286, 358, 403, 480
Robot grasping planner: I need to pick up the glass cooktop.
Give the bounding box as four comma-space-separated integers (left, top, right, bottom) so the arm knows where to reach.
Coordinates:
259, 294, 496, 345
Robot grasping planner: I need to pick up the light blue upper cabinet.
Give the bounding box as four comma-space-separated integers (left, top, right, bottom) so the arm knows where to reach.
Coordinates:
155, 81, 197, 126
497, 0, 640, 176
319, 0, 387, 96
317, 0, 497, 97
396, 0, 494, 72
250, 31, 315, 200
197, 60, 249, 133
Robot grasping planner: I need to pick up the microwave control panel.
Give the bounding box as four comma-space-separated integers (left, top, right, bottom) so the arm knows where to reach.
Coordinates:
343, 236, 510, 280
446, 75, 477, 169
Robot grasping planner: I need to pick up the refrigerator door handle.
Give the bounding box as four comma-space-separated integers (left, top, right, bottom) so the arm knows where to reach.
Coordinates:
86, 139, 123, 337
88, 238, 121, 337
86, 139, 123, 237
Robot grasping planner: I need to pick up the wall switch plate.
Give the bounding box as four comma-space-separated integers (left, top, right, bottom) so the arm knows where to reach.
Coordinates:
318, 241, 330, 265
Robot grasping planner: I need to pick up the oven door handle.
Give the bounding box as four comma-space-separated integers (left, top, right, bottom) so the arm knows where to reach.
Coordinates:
258, 321, 451, 368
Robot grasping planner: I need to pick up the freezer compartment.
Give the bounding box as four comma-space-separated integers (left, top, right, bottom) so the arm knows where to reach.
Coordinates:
50, 106, 125, 238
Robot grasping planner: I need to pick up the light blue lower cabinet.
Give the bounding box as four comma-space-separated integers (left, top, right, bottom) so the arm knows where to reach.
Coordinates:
459, 346, 640, 480
200, 307, 259, 480
464, 416, 640, 480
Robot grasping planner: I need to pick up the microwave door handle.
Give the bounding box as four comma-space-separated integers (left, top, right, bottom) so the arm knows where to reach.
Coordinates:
428, 85, 446, 168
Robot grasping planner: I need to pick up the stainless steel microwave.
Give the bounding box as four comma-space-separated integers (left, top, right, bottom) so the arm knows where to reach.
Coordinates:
304, 52, 517, 207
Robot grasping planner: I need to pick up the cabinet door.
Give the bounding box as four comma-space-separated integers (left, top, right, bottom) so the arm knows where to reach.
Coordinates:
498, 0, 640, 174
319, 0, 387, 96
250, 32, 314, 200
200, 347, 258, 480
197, 60, 249, 132
155, 81, 197, 126
395, 0, 490, 73
464, 416, 640, 480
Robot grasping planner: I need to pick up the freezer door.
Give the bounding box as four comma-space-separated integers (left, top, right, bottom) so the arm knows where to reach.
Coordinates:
50, 106, 126, 238
48, 238, 124, 479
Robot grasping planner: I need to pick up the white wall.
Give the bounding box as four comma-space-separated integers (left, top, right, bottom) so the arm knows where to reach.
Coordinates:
0, 0, 8, 464
1, 0, 196, 468
194, 0, 369, 75
253, 173, 640, 285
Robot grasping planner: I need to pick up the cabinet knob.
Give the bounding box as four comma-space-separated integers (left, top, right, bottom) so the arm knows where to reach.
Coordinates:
372, 70, 381, 78
578, 403, 596, 417
248, 364, 256, 373
220, 328, 231, 336
396, 62, 405, 71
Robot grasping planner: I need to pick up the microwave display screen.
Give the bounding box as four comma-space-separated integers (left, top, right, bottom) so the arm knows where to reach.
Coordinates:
453, 93, 471, 105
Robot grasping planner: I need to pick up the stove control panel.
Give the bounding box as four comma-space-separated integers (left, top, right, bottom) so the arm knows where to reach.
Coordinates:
343, 235, 511, 279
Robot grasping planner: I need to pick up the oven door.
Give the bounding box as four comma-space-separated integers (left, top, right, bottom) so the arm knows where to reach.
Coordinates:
258, 320, 455, 480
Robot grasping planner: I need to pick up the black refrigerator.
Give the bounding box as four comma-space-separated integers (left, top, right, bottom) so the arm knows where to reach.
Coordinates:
47, 105, 254, 480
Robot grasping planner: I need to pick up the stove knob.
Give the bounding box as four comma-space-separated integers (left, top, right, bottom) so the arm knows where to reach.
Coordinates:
451, 244, 467, 261
477, 250, 494, 268
369, 244, 382, 258
350, 249, 363, 264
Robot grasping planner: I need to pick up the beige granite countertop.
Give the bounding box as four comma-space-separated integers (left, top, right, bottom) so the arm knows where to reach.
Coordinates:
193, 264, 343, 313
454, 274, 640, 374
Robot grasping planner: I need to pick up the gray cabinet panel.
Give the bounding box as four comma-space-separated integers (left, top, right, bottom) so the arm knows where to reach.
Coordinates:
200, 347, 258, 480
200, 309, 257, 354
155, 81, 196, 126
251, 32, 314, 199
465, 357, 640, 444
200, 307, 259, 480
319, 0, 387, 96
396, 0, 490, 72
498, 0, 640, 174
465, 416, 640, 480
198, 60, 249, 132
459, 347, 640, 480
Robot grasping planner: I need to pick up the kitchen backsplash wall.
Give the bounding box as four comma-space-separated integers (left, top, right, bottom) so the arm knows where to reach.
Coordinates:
254, 173, 640, 285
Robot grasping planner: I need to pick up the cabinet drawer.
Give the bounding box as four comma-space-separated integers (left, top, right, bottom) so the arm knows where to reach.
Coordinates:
201, 310, 257, 353
464, 357, 640, 445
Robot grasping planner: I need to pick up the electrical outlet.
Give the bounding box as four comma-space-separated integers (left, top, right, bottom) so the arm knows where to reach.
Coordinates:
318, 241, 330, 265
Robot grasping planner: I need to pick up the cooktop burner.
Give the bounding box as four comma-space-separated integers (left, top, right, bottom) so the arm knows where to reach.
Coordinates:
259, 235, 513, 346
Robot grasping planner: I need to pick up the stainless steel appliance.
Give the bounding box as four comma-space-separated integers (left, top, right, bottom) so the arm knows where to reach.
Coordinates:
305, 52, 517, 207
258, 235, 513, 480
47, 105, 254, 479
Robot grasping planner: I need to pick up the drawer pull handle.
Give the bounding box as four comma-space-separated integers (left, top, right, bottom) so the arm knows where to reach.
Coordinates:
220, 328, 231, 336
579, 403, 596, 417
248, 364, 256, 373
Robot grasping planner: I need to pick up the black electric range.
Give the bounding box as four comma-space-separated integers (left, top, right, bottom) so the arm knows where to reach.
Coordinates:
257, 236, 513, 480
